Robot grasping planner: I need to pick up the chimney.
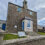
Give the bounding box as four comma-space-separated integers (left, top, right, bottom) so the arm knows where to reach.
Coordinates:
23, 0, 27, 9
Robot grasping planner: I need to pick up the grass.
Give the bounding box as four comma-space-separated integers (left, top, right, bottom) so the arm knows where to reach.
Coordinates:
3, 34, 26, 40
38, 32, 45, 35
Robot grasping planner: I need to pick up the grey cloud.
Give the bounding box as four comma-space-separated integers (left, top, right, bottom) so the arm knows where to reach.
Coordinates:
37, 8, 45, 20
0, 0, 45, 21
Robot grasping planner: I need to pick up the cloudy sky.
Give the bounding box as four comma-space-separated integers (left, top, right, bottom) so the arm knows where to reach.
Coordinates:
0, 0, 45, 26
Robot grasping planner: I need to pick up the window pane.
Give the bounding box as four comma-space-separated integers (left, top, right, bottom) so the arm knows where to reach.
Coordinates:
17, 7, 21, 12
27, 20, 30, 27
30, 12, 32, 15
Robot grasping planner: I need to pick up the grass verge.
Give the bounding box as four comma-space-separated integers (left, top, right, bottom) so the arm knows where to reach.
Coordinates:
38, 32, 45, 35
3, 34, 26, 40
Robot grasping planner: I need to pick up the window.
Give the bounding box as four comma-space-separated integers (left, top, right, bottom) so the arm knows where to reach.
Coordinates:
17, 7, 22, 12
30, 12, 32, 15
27, 20, 30, 28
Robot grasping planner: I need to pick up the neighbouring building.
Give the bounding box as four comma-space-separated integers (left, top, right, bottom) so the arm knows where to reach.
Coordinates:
37, 25, 43, 29
43, 27, 45, 30
37, 25, 45, 30
0, 20, 6, 29
37, 25, 45, 32
6, 0, 37, 33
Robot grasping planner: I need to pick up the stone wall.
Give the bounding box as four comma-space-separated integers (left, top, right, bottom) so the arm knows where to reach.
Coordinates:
4, 36, 45, 45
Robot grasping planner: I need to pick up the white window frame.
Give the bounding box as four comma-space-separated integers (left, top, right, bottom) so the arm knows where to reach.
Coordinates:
30, 12, 32, 15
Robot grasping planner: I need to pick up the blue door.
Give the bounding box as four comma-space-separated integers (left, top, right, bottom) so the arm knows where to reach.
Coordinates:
22, 22, 24, 31
2, 23, 6, 31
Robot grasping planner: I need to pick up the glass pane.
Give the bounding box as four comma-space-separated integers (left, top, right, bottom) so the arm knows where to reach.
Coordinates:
27, 20, 30, 27
30, 12, 32, 15
17, 8, 21, 12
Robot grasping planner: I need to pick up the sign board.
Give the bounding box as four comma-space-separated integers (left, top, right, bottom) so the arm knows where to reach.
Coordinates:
18, 32, 26, 37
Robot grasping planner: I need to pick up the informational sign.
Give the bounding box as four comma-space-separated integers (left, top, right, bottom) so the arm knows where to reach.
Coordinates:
18, 32, 26, 37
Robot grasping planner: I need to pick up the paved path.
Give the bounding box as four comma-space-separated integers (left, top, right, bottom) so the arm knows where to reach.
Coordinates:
3, 35, 45, 44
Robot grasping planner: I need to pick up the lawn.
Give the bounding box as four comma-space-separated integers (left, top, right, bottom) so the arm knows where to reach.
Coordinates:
3, 34, 26, 40
38, 32, 45, 35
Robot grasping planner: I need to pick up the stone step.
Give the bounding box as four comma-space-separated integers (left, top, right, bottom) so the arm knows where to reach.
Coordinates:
25, 32, 40, 36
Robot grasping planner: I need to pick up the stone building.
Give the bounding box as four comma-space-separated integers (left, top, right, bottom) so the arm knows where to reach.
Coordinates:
43, 27, 45, 30
37, 25, 43, 29
6, 0, 37, 33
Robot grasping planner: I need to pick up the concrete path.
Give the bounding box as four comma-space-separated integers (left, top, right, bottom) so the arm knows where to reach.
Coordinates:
3, 35, 45, 44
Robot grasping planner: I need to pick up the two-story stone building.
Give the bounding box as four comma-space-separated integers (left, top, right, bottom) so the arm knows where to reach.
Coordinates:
6, 0, 37, 33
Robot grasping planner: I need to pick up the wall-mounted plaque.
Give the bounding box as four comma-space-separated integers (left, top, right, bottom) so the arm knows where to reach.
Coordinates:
14, 25, 17, 28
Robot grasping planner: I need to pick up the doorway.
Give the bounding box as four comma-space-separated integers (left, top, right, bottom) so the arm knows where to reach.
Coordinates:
22, 21, 24, 31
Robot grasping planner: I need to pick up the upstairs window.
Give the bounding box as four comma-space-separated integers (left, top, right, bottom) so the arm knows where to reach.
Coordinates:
30, 12, 33, 15
17, 7, 22, 12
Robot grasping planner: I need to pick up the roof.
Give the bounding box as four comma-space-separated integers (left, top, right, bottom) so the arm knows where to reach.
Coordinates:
8, 2, 23, 8
0, 20, 6, 24
24, 16, 33, 21
8, 2, 37, 13
0, 19, 7, 22
21, 17, 33, 21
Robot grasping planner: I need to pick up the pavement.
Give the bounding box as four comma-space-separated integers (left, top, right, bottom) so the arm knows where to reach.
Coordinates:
3, 35, 45, 44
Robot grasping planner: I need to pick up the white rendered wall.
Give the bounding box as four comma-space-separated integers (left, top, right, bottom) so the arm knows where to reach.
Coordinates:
24, 19, 33, 32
